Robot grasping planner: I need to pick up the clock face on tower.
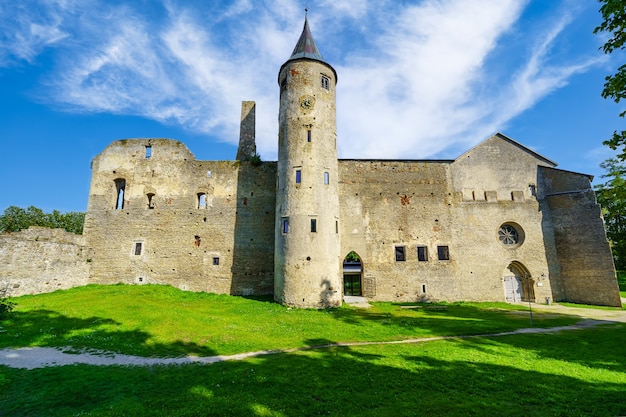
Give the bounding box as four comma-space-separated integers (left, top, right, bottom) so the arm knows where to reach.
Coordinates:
300, 95, 315, 110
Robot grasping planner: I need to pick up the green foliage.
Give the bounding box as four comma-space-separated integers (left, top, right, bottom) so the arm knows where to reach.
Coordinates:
248, 153, 262, 166
344, 250, 361, 262
594, 0, 626, 158
0, 286, 15, 320
0, 206, 84, 234
595, 159, 626, 268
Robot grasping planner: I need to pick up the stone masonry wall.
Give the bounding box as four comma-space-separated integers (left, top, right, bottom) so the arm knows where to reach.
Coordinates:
539, 166, 621, 306
84, 139, 276, 295
0, 227, 91, 296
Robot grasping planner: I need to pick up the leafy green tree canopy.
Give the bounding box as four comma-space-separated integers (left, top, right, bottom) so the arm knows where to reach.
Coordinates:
594, 0, 626, 158
0, 206, 84, 235
595, 158, 626, 269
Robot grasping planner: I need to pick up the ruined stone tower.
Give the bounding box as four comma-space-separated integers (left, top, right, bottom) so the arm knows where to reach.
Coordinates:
274, 14, 342, 308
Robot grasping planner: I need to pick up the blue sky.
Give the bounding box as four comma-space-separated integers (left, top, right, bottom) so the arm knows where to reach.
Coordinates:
0, 0, 623, 213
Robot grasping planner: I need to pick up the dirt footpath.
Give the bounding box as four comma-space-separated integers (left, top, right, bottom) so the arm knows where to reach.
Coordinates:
1, 301, 623, 370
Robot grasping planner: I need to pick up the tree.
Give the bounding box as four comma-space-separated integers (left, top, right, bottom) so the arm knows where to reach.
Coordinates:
595, 158, 626, 269
0, 206, 84, 235
594, 0, 626, 158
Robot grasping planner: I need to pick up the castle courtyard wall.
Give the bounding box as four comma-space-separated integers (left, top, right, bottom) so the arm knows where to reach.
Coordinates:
0, 227, 90, 296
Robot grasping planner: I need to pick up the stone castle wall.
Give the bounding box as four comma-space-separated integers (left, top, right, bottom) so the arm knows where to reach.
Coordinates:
84, 139, 276, 295
0, 227, 91, 296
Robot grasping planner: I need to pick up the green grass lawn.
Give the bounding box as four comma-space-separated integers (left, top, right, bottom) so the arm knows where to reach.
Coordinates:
1, 284, 625, 416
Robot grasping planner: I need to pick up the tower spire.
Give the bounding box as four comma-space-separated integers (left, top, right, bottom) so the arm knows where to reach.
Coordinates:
287, 11, 325, 62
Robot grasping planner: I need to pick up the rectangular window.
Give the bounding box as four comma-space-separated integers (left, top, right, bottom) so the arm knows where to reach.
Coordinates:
417, 246, 428, 262
145, 145, 152, 158
282, 218, 289, 234
437, 245, 450, 261
310, 218, 317, 233
324, 172, 329, 185
321, 75, 330, 90
395, 246, 406, 262
335, 220, 338, 234
295, 170, 302, 184
134, 242, 142, 256
307, 130, 312, 142
212, 257, 220, 266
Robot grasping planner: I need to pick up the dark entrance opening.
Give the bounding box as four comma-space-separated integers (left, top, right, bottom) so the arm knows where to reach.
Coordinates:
343, 251, 363, 296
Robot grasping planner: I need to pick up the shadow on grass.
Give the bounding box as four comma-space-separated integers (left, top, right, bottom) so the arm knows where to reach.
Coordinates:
1, 327, 625, 417
0, 309, 218, 358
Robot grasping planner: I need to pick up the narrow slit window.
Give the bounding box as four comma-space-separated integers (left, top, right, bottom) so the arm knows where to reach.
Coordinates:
147, 193, 155, 209
395, 246, 406, 262
437, 245, 450, 261
417, 246, 428, 262
324, 172, 329, 185
115, 179, 126, 210
307, 129, 312, 142
145, 145, 152, 159
335, 220, 338, 234
295, 170, 302, 184
321, 75, 330, 90
282, 218, 289, 234
422, 284, 427, 293
310, 218, 317, 233
134, 242, 142, 256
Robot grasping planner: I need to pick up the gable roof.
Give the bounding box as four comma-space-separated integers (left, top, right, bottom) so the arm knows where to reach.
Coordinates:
455, 132, 558, 167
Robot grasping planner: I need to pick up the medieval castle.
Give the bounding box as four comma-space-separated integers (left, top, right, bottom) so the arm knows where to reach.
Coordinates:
1, 16, 622, 308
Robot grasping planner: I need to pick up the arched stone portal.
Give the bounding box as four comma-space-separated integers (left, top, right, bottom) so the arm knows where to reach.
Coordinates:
343, 251, 363, 296
503, 261, 535, 303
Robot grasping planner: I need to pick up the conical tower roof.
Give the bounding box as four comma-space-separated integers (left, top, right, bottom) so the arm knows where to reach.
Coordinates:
288, 14, 325, 62
279, 12, 337, 82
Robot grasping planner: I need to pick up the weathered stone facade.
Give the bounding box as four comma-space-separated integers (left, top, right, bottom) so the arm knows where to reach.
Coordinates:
0, 227, 91, 296
0, 15, 621, 307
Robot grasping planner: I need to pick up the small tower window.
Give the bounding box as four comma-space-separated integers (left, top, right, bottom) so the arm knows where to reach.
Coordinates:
295, 170, 302, 184
134, 242, 142, 256
213, 257, 220, 266
198, 193, 207, 209
307, 130, 312, 142
282, 218, 289, 234
145, 145, 152, 159
437, 245, 450, 261
310, 218, 317, 233
114, 179, 126, 210
147, 193, 155, 209
324, 172, 329, 185
321, 75, 330, 90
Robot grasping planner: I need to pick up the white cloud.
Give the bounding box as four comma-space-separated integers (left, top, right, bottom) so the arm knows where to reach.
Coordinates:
0, 0, 605, 161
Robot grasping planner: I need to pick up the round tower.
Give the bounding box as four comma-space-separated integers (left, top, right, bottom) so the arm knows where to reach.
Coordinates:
274, 13, 341, 308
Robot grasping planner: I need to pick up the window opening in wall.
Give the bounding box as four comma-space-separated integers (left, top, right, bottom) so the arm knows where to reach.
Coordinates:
529, 184, 537, 196
417, 246, 428, 261
335, 220, 338, 234
310, 218, 317, 233
395, 246, 406, 262
321, 75, 330, 90
134, 242, 142, 256
324, 171, 329, 185
437, 245, 450, 260
147, 193, 155, 209
498, 223, 524, 246
145, 145, 152, 159
282, 218, 289, 234
115, 179, 126, 210
198, 193, 207, 209
307, 129, 312, 142
422, 284, 427, 293
295, 170, 302, 184
213, 257, 220, 266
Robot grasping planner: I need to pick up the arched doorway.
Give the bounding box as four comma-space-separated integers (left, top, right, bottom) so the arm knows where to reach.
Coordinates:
503, 261, 535, 303
343, 251, 363, 296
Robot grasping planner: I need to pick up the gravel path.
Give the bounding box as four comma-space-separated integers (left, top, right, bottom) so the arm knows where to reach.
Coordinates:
2, 301, 623, 370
